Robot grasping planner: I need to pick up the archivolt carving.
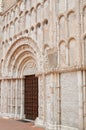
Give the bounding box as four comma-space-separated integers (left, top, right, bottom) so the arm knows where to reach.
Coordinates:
3, 37, 40, 76
22, 60, 36, 76
17, 56, 35, 76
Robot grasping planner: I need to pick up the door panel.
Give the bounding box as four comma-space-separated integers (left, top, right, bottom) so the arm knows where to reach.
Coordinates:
24, 75, 38, 120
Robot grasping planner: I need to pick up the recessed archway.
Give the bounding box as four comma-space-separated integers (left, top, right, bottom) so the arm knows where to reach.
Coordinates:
2, 37, 40, 120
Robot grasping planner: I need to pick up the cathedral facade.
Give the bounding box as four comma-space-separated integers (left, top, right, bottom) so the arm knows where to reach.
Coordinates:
0, 0, 86, 130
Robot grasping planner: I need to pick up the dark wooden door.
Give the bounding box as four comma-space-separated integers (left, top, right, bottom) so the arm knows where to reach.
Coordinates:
24, 75, 38, 120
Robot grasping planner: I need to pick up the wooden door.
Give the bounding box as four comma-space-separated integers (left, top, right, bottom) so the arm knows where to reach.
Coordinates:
24, 75, 38, 120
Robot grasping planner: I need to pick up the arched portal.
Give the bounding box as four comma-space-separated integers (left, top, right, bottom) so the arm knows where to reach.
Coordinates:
2, 37, 40, 120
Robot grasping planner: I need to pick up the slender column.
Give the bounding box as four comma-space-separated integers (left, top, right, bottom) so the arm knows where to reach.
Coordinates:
15, 79, 18, 118
1, 79, 3, 113
66, 45, 69, 66
10, 80, 13, 115
57, 74, 61, 130
83, 71, 86, 130
20, 78, 24, 118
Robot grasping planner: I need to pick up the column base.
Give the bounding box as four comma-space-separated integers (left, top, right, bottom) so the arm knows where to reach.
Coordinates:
35, 117, 44, 127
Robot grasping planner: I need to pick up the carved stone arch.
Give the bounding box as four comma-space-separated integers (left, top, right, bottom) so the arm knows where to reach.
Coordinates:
67, 11, 76, 37
36, 3, 41, 9
14, 17, 19, 34
58, 14, 64, 21
36, 22, 43, 45
9, 48, 35, 73
68, 38, 77, 66
30, 7, 36, 26
17, 56, 36, 77
15, 5, 19, 16
44, 0, 49, 18
43, 43, 50, 52
67, 10, 75, 16
16, 55, 35, 77
3, 37, 40, 76
21, 59, 36, 76
59, 41, 66, 67
30, 7, 35, 14
43, 19, 49, 44
9, 21, 14, 39
36, 3, 42, 22
11, 49, 35, 74
4, 37, 40, 58
83, 6, 86, 33
8, 51, 35, 76
59, 15, 65, 40
59, 40, 66, 46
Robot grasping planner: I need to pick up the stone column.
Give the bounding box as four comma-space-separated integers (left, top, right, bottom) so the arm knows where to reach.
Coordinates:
82, 71, 85, 130
10, 80, 13, 115
20, 78, 24, 119
15, 79, 18, 118
1, 79, 3, 113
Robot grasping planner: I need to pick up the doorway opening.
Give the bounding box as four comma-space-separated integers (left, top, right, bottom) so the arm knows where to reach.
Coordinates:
24, 75, 38, 120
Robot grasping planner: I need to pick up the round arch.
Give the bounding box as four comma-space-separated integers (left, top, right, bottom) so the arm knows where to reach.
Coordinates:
3, 37, 40, 77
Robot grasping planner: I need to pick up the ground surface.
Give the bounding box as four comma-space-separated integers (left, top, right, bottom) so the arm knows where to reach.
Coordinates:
0, 118, 45, 130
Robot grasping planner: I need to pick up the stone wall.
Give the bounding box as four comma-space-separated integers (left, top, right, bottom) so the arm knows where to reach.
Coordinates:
3, 0, 17, 11
60, 72, 78, 129
0, 0, 86, 130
